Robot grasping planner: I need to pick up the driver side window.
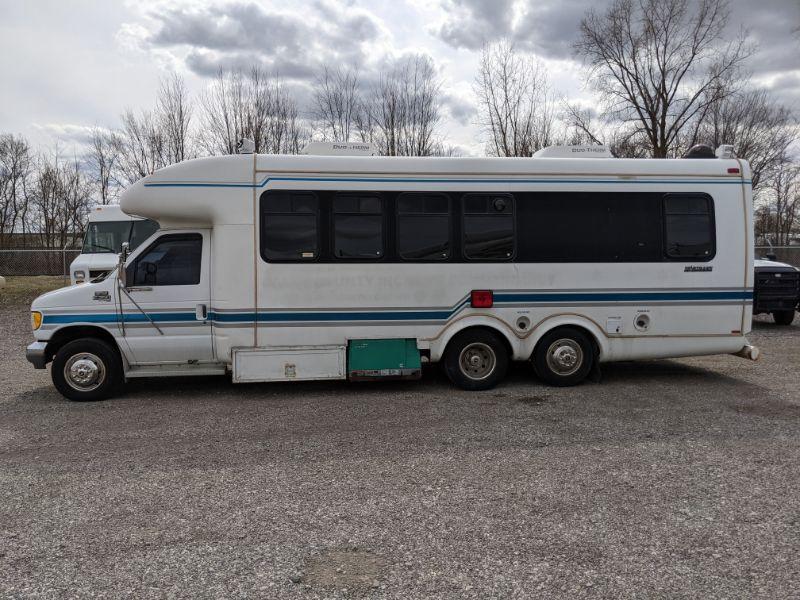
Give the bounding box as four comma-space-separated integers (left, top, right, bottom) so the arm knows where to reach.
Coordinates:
129, 233, 202, 286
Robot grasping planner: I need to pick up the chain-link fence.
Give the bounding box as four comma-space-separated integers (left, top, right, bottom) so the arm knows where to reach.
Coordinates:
0, 249, 81, 278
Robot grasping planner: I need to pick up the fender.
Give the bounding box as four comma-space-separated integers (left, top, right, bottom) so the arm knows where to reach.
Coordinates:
427, 315, 520, 362
43, 323, 134, 370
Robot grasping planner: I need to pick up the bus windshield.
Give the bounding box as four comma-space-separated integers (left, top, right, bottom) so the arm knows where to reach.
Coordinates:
82, 222, 133, 253
81, 219, 160, 253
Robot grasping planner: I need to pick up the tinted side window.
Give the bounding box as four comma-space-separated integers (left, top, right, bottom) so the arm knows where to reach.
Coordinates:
517, 193, 663, 262
462, 193, 514, 260
131, 234, 202, 286
664, 194, 715, 260
397, 193, 450, 260
261, 191, 319, 260
333, 193, 384, 259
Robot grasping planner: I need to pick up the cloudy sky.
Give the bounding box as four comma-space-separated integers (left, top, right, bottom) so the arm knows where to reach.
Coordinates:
1, 0, 798, 156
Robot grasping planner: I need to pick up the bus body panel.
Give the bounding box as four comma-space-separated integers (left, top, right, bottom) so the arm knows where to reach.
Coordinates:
30, 150, 756, 387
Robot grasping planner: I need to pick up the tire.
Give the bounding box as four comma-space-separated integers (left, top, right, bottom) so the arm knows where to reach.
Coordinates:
533, 328, 594, 387
773, 310, 796, 326
51, 338, 123, 401
443, 329, 509, 391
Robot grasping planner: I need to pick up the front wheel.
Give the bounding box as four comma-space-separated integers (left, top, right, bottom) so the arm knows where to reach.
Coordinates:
443, 329, 509, 391
773, 310, 796, 326
533, 328, 594, 387
51, 338, 123, 401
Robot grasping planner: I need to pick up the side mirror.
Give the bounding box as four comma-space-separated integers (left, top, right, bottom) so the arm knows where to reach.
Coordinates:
118, 242, 130, 287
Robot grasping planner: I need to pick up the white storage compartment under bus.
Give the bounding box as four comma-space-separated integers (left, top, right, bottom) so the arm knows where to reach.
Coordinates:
232, 346, 346, 383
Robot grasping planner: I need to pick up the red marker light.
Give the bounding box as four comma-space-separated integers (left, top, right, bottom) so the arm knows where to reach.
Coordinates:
471, 290, 493, 308
727, 167, 740, 174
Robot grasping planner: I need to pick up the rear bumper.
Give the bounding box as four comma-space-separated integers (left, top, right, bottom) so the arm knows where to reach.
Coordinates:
26, 341, 49, 369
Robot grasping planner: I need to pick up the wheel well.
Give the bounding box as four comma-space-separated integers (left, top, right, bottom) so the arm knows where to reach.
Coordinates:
45, 326, 121, 361
533, 325, 600, 360
445, 325, 514, 359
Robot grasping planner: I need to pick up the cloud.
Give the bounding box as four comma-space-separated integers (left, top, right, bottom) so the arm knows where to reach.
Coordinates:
32, 123, 100, 146
133, 0, 385, 80
435, 0, 515, 50
442, 92, 477, 126
512, 0, 599, 59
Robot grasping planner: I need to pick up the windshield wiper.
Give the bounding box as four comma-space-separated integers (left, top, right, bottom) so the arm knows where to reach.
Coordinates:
85, 244, 117, 253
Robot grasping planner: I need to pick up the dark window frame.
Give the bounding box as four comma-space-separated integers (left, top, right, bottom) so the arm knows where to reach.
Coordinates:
395, 192, 452, 261
126, 232, 203, 287
662, 193, 716, 262
331, 191, 386, 261
461, 192, 516, 261
259, 190, 321, 263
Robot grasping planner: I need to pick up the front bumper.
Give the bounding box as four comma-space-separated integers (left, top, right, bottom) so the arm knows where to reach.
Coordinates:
26, 341, 49, 369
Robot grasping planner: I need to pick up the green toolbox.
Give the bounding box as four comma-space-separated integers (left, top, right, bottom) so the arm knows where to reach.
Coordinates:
347, 338, 422, 381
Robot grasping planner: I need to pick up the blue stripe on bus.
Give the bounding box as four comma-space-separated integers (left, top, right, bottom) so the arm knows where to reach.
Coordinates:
40, 290, 753, 326
144, 175, 751, 189
495, 291, 752, 303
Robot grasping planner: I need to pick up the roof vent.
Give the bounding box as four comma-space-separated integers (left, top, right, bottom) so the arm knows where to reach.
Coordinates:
236, 138, 255, 154
532, 145, 613, 158
682, 144, 715, 159
300, 141, 377, 156
715, 144, 736, 159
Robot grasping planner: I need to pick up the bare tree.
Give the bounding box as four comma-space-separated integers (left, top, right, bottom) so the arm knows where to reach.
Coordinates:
313, 67, 363, 141
575, 0, 751, 158
86, 127, 120, 205
0, 134, 31, 247
475, 41, 558, 156
684, 88, 796, 190
366, 55, 442, 156
198, 67, 308, 155
27, 149, 92, 248
114, 108, 167, 186
158, 73, 194, 164
758, 160, 800, 246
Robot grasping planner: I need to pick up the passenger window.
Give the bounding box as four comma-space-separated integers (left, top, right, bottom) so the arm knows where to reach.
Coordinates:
664, 195, 715, 260
396, 193, 450, 260
333, 193, 384, 259
462, 193, 514, 260
131, 234, 202, 286
261, 191, 319, 260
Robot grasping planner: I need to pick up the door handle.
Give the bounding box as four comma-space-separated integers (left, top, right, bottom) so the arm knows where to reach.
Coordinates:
196, 303, 208, 321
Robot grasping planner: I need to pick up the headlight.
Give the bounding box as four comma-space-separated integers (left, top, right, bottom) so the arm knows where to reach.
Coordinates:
73, 270, 86, 282
31, 311, 43, 330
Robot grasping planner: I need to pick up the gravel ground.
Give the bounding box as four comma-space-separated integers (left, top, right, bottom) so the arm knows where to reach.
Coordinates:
1, 287, 799, 599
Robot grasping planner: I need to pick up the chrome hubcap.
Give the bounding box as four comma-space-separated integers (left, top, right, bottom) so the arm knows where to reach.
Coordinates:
546, 339, 583, 376
64, 353, 105, 392
459, 342, 496, 381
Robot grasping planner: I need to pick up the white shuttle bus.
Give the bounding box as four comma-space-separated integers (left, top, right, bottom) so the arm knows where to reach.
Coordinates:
27, 143, 758, 401
70, 205, 159, 285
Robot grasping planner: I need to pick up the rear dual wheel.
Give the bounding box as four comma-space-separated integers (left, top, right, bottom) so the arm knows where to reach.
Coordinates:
444, 327, 595, 390
532, 328, 594, 387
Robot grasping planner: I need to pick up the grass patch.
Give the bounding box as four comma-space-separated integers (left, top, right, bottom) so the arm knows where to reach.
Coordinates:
0, 276, 69, 307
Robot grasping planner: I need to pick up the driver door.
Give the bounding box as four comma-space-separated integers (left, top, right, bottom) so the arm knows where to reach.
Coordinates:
120, 229, 214, 364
